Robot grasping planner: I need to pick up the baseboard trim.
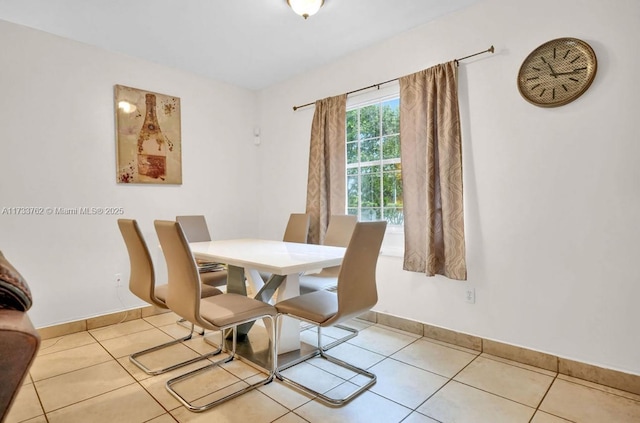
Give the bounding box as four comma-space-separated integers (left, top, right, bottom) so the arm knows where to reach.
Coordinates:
368, 310, 640, 396
36, 305, 166, 340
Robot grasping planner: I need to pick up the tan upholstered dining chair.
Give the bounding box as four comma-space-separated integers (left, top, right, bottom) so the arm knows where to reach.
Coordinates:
154, 220, 277, 412
274, 221, 387, 405
282, 212, 311, 243
176, 215, 227, 288
298, 214, 359, 349
299, 214, 357, 294
259, 212, 311, 284
117, 219, 223, 375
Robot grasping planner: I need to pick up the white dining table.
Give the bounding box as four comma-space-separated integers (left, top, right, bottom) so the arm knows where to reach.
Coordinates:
189, 239, 345, 354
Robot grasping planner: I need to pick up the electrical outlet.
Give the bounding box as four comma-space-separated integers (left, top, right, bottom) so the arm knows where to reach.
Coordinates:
115, 273, 122, 287
465, 287, 475, 304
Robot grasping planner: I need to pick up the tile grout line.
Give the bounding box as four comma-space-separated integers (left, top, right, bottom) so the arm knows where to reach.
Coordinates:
87, 328, 176, 421
408, 349, 483, 421
527, 372, 561, 423
557, 375, 640, 404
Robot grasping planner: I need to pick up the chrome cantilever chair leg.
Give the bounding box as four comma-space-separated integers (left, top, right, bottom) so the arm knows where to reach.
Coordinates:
130, 322, 221, 376
276, 317, 376, 406
177, 317, 205, 335
319, 323, 358, 351
275, 221, 386, 406
165, 314, 277, 412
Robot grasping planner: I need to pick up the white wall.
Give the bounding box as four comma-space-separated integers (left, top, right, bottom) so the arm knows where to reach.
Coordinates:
257, 0, 640, 375
0, 20, 260, 327
1, 0, 638, 377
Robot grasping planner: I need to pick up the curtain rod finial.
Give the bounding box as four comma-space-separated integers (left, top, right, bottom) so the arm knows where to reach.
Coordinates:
489, 45, 495, 54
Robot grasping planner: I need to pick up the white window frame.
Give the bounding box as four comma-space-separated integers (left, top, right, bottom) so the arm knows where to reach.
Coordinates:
346, 82, 404, 257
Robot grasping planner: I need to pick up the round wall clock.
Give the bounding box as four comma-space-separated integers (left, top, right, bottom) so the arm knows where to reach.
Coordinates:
517, 37, 597, 107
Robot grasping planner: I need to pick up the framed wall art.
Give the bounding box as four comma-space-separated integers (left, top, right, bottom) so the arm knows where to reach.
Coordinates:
114, 85, 182, 184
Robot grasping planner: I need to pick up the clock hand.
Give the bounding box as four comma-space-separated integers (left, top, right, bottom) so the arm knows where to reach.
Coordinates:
547, 62, 558, 78
551, 69, 586, 76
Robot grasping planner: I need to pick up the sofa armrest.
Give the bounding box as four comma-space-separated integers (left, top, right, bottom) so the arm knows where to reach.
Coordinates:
0, 309, 40, 423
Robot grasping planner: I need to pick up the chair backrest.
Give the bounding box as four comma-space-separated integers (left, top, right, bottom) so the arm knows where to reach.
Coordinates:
328, 221, 386, 325
117, 219, 165, 308
283, 213, 310, 243
323, 214, 358, 247
154, 220, 204, 326
176, 215, 212, 242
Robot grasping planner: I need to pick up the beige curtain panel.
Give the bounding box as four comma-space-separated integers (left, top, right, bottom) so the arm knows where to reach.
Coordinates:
305, 94, 347, 245
399, 61, 467, 280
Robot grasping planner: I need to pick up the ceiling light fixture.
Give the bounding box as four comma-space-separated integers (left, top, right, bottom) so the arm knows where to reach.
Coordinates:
287, 0, 324, 19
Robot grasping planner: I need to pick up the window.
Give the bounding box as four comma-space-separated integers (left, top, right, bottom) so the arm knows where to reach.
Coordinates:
346, 93, 403, 227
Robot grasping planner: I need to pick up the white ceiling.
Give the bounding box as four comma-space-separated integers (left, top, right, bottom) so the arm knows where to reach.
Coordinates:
0, 0, 480, 90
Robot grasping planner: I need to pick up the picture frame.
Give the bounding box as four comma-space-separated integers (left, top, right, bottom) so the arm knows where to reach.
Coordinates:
114, 85, 182, 184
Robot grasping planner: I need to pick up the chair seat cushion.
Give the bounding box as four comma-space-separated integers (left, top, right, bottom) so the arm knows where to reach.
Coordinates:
275, 290, 338, 325
200, 293, 276, 328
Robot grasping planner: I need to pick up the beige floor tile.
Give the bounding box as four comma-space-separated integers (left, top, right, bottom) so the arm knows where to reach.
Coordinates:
45, 383, 165, 423
320, 324, 355, 340
144, 311, 182, 327
402, 412, 440, 423
98, 327, 177, 358
146, 414, 179, 423
170, 389, 288, 423
22, 316, 639, 423
126, 342, 206, 375
157, 322, 208, 340
89, 319, 155, 341
37, 321, 86, 340
345, 317, 376, 331
183, 333, 225, 355
35, 361, 135, 412
422, 337, 483, 355
139, 360, 216, 410
221, 357, 262, 380
258, 378, 314, 410
391, 338, 477, 377
279, 361, 347, 395
166, 360, 264, 406
418, 381, 535, 423
36, 331, 96, 356
483, 353, 557, 377
13, 416, 48, 423
300, 327, 338, 347
540, 378, 640, 422
296, 388, 411, 423
307, 342, 385, 380
4, 383, 44, 423
366, 358, 448, 408
530, 411, 573, 422
454, 355, 554, 407
30, 342, 112, 381
272, 412, 308, 423
347, 325, 419, 356
117, 356, 154, 381
557, 373, 640, 402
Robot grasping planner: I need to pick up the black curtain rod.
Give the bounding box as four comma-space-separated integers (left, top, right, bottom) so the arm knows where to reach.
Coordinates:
293, 45, 494, 111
